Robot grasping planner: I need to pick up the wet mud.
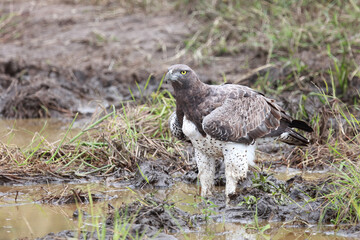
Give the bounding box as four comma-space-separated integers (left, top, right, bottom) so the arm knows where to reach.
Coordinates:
111, 196, 194, 234
0, 0, 275, 119
215, 175, 330, 223
1, 0, 360, 239
180, 169, 340, 227
133, 161, 175, 188
2, 146, 359, 238
38, 195, 192, 240
39, 188, 103, 205
33, 167, 360, 239
27, 161, 360, 239
0, 59, 158, 118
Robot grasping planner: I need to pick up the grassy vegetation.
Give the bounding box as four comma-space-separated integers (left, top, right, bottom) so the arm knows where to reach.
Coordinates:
0, 78, 188, 178
70, 192, 196, 240
0, 0, 360, 236
178, 1, 360, 61
72, 194, 141, 240
0, 10, 22, 41
176, 1, 360, 104
320, 161, 360, 226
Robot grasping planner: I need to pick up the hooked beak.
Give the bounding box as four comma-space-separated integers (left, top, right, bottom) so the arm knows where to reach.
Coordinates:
165, 70, 182, 85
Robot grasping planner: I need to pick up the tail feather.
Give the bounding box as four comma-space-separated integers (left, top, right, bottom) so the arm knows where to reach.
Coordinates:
278, 128, 310, 146
289, 120, 313, 132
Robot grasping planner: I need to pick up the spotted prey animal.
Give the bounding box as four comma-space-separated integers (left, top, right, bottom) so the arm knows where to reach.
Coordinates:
166, 64, 313, 203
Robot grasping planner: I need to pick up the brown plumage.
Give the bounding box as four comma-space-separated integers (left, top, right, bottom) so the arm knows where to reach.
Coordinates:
166, 64, 312, 146
166, 64, 312, 203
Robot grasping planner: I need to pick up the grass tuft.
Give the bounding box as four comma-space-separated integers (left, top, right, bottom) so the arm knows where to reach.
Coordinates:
285, 78, 359, 169
0, 82, 186, 179
320, 161, 360, 226
177, 0, 360, 64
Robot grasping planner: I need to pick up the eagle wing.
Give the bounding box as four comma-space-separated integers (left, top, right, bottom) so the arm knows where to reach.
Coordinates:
202, 86, 283, 144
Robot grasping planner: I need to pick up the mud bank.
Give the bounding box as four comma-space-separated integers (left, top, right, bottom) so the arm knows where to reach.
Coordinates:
30, 160, 360, 239
0, 59, 159, 118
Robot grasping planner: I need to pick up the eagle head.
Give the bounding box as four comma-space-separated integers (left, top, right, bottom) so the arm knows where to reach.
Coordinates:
165, 64, 199, 88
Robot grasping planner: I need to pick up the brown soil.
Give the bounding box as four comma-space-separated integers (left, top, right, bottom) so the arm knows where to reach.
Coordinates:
1, 1, 359, 119
1, 1, 359, 239
0, 0, 272, 118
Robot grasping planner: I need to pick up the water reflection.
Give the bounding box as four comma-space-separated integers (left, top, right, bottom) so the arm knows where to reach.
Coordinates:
0, 118, 80, 148
0, 183, 135, 240
0, 182, 357, 240
0, 203, 75, 240
180, 223, 357, 240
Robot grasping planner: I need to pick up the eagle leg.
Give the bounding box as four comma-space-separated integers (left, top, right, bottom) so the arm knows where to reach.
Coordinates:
223, 143, 256, 204
194, 149, 215, 198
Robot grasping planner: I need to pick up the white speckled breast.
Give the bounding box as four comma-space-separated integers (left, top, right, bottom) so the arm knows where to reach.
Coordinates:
182, 116, 229, 158
182, 116, 257, 166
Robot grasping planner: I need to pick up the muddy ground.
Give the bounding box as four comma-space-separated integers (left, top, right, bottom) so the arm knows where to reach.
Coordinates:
3, 0, 348, 119
1, 0, 360, 239
0, 0, 269, 119
35, 160, 360, 239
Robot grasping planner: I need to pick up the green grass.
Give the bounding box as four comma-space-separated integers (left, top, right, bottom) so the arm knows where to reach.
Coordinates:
0, 0, 360, 231
74, 195, 141, 240
0, 77, 186, 177
281, 56, 360, 168
178, 0, 360, 59
175, 0, 360, 103
251, 172, 289, 205
320, 161, 360, 226
288, 86, 360, 225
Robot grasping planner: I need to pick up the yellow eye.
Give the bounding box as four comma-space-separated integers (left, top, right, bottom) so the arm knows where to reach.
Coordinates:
181, 70, 187, 75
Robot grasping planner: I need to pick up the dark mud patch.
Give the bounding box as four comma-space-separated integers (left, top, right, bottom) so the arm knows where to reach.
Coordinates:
0, 173, 75, 185
132, 161, 175, 189
0, 59, 159, 118
39, 196, 192, 240
194, 174, 351, 229
39, 227, 177, 240
113, 195, 194, 233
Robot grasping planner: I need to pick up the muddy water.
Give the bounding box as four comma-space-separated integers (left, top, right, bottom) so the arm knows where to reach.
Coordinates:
182, 223, 355, 240
271, 167, 330, 181
0, 120, 353, 239
0, 202, 75, 239
0, 118, 80, 147
0, 182, 357, 240
0, 183, 135, 240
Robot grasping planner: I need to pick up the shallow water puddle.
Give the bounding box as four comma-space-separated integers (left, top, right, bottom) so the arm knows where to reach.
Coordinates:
0, 182, 200, 239
0, 203, 75, 239
0, 118, 80, 147
271, 167, 331, 181
0, 183, 133, 240
0, 182, 357, 240
181, 223, 356, 240
0, 119, 350, 239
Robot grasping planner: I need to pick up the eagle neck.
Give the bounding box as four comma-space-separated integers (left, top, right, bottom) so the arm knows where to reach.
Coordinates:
175, 80, 209, 108
174, 79, 209, 136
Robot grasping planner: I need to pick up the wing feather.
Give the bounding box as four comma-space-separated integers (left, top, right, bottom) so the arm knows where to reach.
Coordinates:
202, 87, 282, 144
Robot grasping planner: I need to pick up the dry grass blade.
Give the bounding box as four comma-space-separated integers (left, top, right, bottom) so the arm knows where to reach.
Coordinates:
0, 90, 187, 181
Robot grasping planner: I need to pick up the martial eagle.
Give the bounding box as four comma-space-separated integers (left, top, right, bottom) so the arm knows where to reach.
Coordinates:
166, 64, 313, 203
